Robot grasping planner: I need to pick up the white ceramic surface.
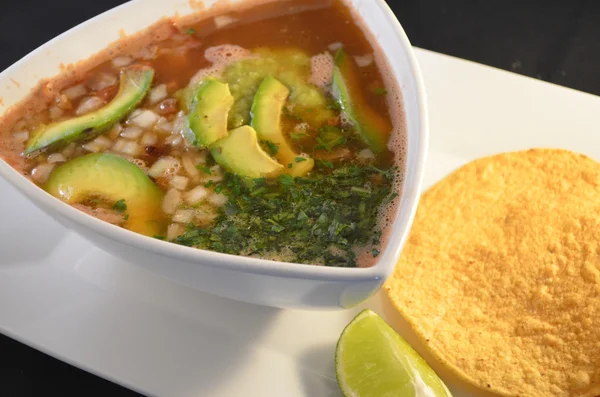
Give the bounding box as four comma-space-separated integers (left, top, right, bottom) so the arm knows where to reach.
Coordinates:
1, 48, 598, 397
0, 0, 428, 309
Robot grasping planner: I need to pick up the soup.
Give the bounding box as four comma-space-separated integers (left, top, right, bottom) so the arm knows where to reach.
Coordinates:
0, 0, 405, 267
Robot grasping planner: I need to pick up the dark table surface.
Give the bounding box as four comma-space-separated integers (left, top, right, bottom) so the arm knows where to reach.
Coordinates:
1, 0, 599, 396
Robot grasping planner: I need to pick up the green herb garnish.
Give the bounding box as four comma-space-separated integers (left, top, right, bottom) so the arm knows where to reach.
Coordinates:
373, 87, 388, 96
290, 131, 309, 141
186, 28, 196, 35
264, 140, 279, 155
316, 125, 347, 151
174, 165, 396, 267
198, 165, 212, 175
295, 157, 308, 163
113, 199, 127, 212
316, 159, 334, 169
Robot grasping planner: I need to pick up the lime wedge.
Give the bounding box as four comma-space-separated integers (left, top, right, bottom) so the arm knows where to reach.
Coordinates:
336, 309, 452, 397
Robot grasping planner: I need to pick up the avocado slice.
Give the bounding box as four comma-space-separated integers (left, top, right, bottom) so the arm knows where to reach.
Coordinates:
251, 76, 314, 177
45, 153, 165, 236
210, 126, 283, 178
187, 79, 234, 148
332, 49, 391, 153
25, 65, 154, 155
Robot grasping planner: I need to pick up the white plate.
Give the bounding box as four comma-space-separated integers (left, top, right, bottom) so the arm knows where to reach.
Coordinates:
2, 48, 599, 397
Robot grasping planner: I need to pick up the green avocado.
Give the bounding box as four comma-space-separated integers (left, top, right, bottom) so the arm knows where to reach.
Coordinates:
178, 48, 334, 130
251, 76, 314, 177
332, 49, 391, 153
45, 153, 165, 236
25, 65, 154, 155
210, 125, 283, 178
187, 79, 234, 148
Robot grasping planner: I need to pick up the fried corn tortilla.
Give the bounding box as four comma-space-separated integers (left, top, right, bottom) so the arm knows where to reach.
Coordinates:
385, 148, 600, 397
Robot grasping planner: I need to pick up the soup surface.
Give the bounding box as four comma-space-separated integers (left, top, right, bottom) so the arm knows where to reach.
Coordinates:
0, 0, 405, 267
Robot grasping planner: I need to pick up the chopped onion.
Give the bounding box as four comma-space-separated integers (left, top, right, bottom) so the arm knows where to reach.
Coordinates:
148, 156, 180, 179
120, 126, 143, 139
31, 163, 55, 184
140, 132, 158, 146
62, 84, 87, 100
357, 148, 376, 160
181, 154, 200, 179
111, 56, 134, 68
328, 42, 343, 51
170, 175, 189, 190
149, 84, 168, 104
76, 96, 105, 115
208, 193, 228, 207
172, 208, 195, 224
47, 153, 67, 164
12, 131, 29, 142
73, 146, 86, 157
121, 141, 140, 156
165, 134, 183, 147
137, 45, 158, 60
214, 15, 238, 28
93, 135, 113, 150
162, 189, 182, 215
111, 138, 128, 154
354, 54, 374, 68
62, 143, 76, 158
171, 111, 186, 135
108, 124, 123, 139
87, 72, 117, 91
193, 209, 218, 225
49, 106, 64, 120
129, 109, 160, 128
184, 185, 209, 205
155, 120, 173, 134
57, 94, 72, 110
167, 223, 185, 241
82, 141, 103, 153
128, 109, 143, 119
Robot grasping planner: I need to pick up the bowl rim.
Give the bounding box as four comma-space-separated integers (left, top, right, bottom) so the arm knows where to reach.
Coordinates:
0, 0, 428, 282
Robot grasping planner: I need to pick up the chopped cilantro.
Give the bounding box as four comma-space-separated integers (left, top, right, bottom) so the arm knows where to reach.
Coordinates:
316, 125, 347, 151
197, 165, 212, 175
113, 199, 127, 212
124, 214, 129, 221
174, 165, 396, 267
316, 159, 334, 169
264, 140, 279, 155
153, 235, 166, 240
295, 157, 308, 163
290, 131, 308, 141
279, 174, 295, 186
186, 28, 196, 35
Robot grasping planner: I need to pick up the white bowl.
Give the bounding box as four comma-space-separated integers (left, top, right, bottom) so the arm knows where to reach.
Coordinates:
0, 0, 427, 309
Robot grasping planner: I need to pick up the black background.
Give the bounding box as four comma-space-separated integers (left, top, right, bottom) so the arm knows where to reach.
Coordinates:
1, 0, 599, 396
